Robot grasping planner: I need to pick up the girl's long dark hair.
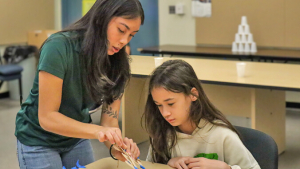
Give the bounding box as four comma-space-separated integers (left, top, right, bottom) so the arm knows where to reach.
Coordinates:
142, 60, 238, 164
48, 0, 144, 104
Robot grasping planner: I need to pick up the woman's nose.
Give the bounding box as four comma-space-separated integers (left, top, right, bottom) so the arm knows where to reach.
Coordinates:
120, 36, 128, 46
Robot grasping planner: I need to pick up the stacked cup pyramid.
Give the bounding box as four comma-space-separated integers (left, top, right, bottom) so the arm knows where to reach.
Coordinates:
232, 16, 257, 53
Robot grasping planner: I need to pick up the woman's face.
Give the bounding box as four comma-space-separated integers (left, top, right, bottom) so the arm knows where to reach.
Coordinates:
107, 16, 141, 55
151, 87, 196, 133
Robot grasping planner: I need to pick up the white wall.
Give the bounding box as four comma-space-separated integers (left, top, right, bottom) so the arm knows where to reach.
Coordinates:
0, 46, 8, 93
54, 0, 62, 31
159, 0, 195, 46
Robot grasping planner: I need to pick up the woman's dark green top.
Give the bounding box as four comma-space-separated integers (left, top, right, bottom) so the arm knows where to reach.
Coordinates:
15, 31, 94, 148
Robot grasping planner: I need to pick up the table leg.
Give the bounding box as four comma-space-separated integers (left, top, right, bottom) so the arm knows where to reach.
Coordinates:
122, 76, 149, 144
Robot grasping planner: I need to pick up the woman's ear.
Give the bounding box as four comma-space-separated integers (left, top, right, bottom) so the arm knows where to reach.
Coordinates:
190, 87, 198, 101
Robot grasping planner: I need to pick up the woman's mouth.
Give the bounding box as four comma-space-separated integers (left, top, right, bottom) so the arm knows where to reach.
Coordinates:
112, 46, 120, 53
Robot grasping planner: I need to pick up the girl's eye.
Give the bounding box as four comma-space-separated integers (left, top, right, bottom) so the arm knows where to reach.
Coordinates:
118, 28, 125, 33
168, 103, 174, 106
130, 34, 135, 37
156, 105, 162, 107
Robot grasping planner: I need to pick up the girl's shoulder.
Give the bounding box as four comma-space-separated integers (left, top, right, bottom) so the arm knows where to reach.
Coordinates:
209, 120, 239, 139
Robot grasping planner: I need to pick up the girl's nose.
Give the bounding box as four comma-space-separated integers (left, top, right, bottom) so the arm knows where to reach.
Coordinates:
161, 107, 171, 117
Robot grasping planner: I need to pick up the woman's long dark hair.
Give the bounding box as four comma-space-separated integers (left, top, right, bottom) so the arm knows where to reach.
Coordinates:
61, 0, 144, 104
143, 60, 238, 164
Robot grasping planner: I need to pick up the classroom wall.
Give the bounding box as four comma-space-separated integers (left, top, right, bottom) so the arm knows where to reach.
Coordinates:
0, 0, 55, 45
54, 0, 62, 30
195, 0, 300, 48
159, 0, 196, 46
158, 0, 300, 103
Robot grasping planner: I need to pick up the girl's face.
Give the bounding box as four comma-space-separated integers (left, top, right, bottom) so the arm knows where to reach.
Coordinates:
107, 16, 141, 55
151, 87, 197, 134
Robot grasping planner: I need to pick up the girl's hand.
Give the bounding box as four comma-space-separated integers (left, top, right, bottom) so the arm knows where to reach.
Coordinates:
167, 157, 192, 169
96, 127, 126, 149
187, 157, 231, 169
123, 137, 140, 160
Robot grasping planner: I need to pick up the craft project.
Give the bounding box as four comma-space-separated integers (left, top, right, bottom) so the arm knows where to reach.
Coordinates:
112, 144, 145, 169
62, 160, 86, 169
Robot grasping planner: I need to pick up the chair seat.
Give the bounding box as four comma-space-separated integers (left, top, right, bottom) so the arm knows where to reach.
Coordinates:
0, 65, 23, 76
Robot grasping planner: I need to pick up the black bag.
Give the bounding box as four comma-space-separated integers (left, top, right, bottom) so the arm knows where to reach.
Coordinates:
3, 45, 38, 64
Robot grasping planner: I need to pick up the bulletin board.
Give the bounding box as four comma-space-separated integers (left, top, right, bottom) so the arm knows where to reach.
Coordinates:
195, 0, 300, 48
82, 0, 96, 16
0, 0, 54, 45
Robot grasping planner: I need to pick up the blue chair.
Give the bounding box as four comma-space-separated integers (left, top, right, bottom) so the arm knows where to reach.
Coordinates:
0, 55, 23, 105
234, 126, 278, 169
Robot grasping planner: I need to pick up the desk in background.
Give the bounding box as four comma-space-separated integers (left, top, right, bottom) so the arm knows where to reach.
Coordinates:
138, 45, 300, 63
121, 55, 300, 155
86, 157, 171, 169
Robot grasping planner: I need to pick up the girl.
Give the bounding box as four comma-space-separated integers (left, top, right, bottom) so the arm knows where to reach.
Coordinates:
15, 0, 144, 168
143, 60, 260, 169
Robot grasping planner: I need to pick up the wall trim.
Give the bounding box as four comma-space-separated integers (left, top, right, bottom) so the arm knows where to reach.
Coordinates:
0, 91, 9, 99
286, 102, 300, 109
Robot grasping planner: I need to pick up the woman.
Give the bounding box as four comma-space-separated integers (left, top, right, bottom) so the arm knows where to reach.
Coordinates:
15, 0, 144, 168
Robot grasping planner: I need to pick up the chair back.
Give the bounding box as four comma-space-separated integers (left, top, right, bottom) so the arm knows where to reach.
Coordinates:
234, 126, 278, 169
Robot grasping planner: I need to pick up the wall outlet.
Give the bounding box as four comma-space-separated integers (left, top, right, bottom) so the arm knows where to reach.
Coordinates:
169, 5, 175, 14
175, 3, 185, 15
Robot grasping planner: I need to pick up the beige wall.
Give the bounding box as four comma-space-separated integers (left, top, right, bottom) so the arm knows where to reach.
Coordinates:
195, 0, 300, 48
158, 0, 299, 103
159, 0, 196, 46
0, 0, 55, 45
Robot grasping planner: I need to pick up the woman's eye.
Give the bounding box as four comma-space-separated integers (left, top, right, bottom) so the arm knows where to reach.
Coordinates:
168, 103, 174, 106
156, 105, 162, 107
118, 28, 125, 33
130, 34, 135, 37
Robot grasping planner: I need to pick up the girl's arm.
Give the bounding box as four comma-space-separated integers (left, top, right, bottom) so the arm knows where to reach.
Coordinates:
38, 71, 124, 148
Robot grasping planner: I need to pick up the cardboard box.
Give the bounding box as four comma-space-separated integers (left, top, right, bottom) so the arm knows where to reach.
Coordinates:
27, 30, 58, 49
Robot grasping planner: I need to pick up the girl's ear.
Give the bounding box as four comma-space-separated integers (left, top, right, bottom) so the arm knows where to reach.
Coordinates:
190, 87, 198, 101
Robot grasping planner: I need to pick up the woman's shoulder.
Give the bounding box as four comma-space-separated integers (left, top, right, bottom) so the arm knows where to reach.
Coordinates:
42, 31, 82, 51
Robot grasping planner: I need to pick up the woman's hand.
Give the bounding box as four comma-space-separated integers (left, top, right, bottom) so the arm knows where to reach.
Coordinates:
167, 157, 192, 169
96, 126, 126, 149
110, 137, 140, 162
187, 157, 231, 169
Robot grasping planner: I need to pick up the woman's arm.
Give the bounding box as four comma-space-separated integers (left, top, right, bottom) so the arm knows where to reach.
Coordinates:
100, 94, 140, 160
38, 71, 124, 147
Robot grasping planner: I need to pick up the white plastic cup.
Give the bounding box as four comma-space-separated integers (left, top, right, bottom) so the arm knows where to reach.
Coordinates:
247, 34, 253, 43
235, 33, 241, 42
232, 42, 238, 52
238, 25, 244, 34
241, 34, 247, 43
244, 25, 250, 34
250, 42, 257, 53
244, 43, 250, 53
154, 57, 164, 68
238, 43, 244, 52
241, 16, 247, 25
236, 62, 246, 77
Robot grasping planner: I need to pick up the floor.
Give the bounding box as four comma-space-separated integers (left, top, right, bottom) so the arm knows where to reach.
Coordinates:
0, 98, 299, 168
